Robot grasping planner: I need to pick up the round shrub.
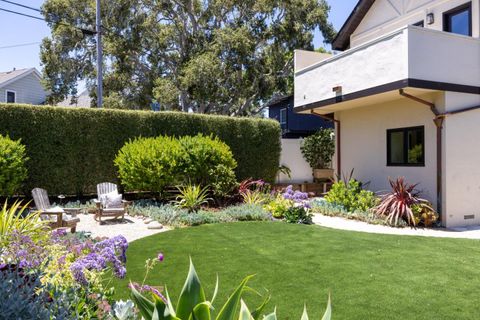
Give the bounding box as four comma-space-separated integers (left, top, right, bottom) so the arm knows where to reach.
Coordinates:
0, 134, 28, 196
178, 135, 237, 196
114, 134, 237, 196
114, 136, 183, 193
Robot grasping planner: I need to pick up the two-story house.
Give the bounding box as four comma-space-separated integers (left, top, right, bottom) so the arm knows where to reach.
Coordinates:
294, 0, 480, 227
0, 68, 47, 105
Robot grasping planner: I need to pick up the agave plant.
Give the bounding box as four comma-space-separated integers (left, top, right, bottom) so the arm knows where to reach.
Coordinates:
173, 184, 212, 212
0, 201, 46, 245
374, 177, 433, 226
129, 259, 331, 320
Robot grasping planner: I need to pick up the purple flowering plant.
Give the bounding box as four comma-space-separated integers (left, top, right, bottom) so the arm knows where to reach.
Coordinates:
282, 185, 310, 208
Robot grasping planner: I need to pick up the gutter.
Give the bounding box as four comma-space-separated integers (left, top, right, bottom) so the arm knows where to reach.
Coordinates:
399, 89, 443, 219
310, 111, 341, 176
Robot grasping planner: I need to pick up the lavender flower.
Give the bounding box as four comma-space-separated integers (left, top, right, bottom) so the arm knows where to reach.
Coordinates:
157, 253, 164, 262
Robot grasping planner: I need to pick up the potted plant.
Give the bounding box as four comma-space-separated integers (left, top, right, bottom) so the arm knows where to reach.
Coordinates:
300, 129, 335, 181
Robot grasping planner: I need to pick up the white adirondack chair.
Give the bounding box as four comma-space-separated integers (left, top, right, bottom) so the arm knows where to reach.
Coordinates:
93, 182, 131, 223
31, 188, 80, 233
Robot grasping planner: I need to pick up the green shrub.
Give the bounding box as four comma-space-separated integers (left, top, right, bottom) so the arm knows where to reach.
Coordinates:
115, 136, 182, 194
0, 104, 280, 195
264, 194, 292, 218
177, 134, 237, 185
115, 134, 237, 196
325, 179, 377, 212
284, 206, 313, 224
0, 135, 28, 196
300, 129, 335, 169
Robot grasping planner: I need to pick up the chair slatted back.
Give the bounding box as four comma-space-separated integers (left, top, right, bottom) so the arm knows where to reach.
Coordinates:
32, 188, 51, 211
97, 182, 118, 196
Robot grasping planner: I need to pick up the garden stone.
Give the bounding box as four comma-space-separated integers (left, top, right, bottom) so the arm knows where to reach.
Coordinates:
147, 222, 163, 230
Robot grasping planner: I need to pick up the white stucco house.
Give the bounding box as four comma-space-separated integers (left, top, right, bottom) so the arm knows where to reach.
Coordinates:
294, 0, 480, 227
0, 68, 47, 105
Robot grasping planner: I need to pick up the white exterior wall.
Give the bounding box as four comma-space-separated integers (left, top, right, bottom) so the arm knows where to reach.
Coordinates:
338, 97, 438, 206
295, 26, 480, 110
0, 73, 47, 105
442, 92, 480, 227
277, 139, 313, 183
351, 0, 480, 47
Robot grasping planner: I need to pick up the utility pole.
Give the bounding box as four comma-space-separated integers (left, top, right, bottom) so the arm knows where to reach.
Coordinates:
96, 0, 103, 108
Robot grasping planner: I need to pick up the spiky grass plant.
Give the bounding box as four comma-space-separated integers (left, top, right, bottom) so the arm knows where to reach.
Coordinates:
374, 177, 433, 226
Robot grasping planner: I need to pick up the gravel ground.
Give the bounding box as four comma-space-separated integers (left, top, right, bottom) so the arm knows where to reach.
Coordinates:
75, 213, 170, 242
312, 213, 480, 239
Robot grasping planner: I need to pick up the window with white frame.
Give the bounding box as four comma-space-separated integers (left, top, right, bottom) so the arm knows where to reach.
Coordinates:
279, 108, 287, 125
6, 90, 15, 103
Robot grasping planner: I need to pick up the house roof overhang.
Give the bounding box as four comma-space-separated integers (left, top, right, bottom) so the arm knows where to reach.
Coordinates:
294, 78, 480, 115
331, 0, 376, 51
0, 68, 42, 89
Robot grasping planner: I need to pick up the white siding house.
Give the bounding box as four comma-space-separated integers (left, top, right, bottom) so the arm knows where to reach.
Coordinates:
294, 0, 480, 227
0, 68, 47, 105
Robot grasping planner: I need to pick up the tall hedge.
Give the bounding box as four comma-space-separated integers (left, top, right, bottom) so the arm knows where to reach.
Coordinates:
0, 104, 281, 195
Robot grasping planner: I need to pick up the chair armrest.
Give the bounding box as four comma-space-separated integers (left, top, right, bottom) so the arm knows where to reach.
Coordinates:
93, 199, 102, 209
64, 208, 80, 216
40, 212, 63, 226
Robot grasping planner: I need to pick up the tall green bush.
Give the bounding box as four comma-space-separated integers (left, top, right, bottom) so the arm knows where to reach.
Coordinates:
0, 104, 280, 195
114, 136, 183, 193
115, 134, 237, 196
0, 134, 28, 196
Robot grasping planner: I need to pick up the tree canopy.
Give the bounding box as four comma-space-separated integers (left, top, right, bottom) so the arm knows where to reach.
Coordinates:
41, 0, 336, 115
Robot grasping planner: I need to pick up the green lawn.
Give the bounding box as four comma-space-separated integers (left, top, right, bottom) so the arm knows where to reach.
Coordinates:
113, 222, 480, 319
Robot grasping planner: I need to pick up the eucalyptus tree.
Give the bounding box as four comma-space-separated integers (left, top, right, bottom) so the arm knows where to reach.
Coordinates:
41, 0, 335, 114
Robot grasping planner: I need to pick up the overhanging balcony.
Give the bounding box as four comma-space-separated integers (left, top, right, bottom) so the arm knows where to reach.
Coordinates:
294, 25, 480, 114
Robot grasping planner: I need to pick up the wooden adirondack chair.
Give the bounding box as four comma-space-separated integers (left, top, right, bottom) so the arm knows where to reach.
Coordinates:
93, 182, 131, 223
31, 188, 80, 233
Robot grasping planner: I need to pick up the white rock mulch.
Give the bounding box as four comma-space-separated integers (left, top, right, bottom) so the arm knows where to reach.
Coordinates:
75, 213, 170, 242
312, 213, 480, 239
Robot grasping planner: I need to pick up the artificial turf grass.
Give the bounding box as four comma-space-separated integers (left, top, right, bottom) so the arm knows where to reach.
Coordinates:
113, 221, 480, 320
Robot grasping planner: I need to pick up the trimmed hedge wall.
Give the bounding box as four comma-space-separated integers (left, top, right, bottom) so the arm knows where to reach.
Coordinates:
0, 104, 281, 195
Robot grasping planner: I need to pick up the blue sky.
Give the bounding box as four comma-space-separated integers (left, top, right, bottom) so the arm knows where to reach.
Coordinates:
0, 0, 357, 73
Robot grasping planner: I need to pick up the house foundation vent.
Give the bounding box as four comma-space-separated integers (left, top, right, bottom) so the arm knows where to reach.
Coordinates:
464, 215, 475, 220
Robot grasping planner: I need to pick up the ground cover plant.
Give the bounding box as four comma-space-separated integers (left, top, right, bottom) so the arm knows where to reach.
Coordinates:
113, 222, 480, 320
324, 178, 377, 213
128, 201, 271, 228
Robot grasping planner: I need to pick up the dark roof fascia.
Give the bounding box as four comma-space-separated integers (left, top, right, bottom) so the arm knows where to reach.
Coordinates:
266, 95, 293, 108
331, 0, 376, 51
294, 78, 480, 113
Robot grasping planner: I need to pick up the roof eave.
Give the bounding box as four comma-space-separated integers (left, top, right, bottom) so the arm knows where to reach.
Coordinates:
331, 0, 376, 51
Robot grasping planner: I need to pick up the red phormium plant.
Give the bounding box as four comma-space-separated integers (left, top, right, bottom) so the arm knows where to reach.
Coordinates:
374, 177, 432, 226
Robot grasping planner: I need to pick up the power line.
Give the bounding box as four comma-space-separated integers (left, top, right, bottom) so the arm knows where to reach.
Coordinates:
0, 0, 41, 13
0, 7, 43, 21
0, 42, 41, 50
0, 6, 97, 35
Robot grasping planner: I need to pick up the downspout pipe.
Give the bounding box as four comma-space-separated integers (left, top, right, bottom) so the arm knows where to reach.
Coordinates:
399, 89, 443, 220
310, 110, 341, 176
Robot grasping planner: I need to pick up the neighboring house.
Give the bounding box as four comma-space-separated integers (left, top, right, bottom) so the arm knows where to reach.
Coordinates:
57, 90, 91, 107
268, 95, 332, 138
294, 0, 480, 227
269, 95, 333, 184
0, 68, 47, 105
